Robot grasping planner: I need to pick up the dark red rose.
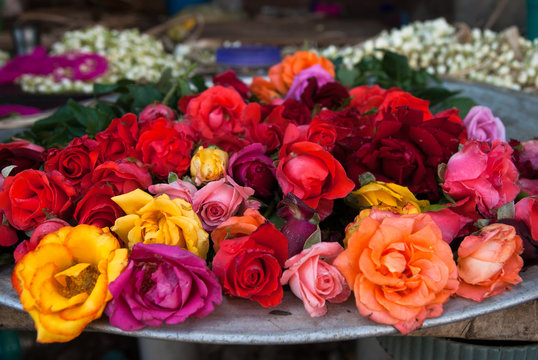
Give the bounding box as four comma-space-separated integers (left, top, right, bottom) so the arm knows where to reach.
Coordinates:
136, 118, 194, 179
348, 85, 387, 114
435, 108, 467, 143
301, 79, 349, 110
243, 103, 289, 153
43, 135, 102, 193
0, 140, 44, 176
213, 69, 250, 100
212, 222, 288, 307
203, 135, 251, 154
375, 89, 433, 122
95, 113, 139, 161
91, 159, 152, 195
280, 99, 312, 126
0, 169, 76, 231
0, 223, 18, 247
139, 103, 176, 127
73, 184, 124, 228
228, 143, 277, 197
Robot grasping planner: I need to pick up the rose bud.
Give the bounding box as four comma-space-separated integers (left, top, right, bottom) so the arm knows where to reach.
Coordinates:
138, 103, 176, 127
190, 146, 229, 186
457, 223, 524, 302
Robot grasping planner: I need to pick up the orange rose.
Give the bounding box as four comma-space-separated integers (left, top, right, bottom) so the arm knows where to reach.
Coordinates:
210, 208, 266, 251
268, 51, 335, 95
249, 77, 280, 104
12, 225, 128, 343
456, 223, 523, 302
334, 211, 458, 334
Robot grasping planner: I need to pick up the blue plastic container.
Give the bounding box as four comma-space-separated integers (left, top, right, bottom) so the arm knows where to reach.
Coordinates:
165, 0, 209, 15
216, 46, 281, 76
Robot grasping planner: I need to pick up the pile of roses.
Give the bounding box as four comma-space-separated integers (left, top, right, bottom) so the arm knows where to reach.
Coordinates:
1, 50, 537, 343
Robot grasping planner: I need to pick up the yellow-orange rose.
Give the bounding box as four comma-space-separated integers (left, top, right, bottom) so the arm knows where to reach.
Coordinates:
190, 146, 229, 186
350, 181, 430, 214
12, 225, 128, 343
334, 211, 458, 334
111, 189, 209, 259
268, 51, 335, 95
456, 223, 523, 302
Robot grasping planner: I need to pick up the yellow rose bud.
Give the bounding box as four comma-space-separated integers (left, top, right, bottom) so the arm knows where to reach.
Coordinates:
350, 181, 429, 213
12, 225, 128, 343
111, 189, 209, 259
190, 146, 229, 186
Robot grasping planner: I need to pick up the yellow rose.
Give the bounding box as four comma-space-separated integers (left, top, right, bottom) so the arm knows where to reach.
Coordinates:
111, 189, 209, 259
12, 225, 128, 343
350, 181, 429, 214
190, 146, 229, 186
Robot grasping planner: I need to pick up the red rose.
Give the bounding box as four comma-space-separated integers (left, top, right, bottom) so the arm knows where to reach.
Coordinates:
277, 141, 355, 218
44, 135, 102, 193
306, 116, 337, 152
136, 118, 194, 179
91, 160, 152, 195
138, 104, 176, 127
204, 135, 251, 154
348, 85, 388, 114
0, 169, 76, 231
243, 103, 289, 153
213, 69, 250, 100
0, 140, 44, 176
212, 222, 288, 307
300, 79, 349, 110
95, 113, 139, 161
279, 99, 312, 126
185, 85, 246, 140
0, 224, 18, 247
376, 89, 433, 122
73, 184, 123, 228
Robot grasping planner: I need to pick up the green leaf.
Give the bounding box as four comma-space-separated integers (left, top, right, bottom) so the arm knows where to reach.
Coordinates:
422, 204, 450, 212
497, 201, 515, 220
414, 87, 460, 107
168, 172, 179, 184
474, 218, 491, 229
127, 84, 164, 114
190, 74, 208, 93
303, 226, 321, 250
438, 97, 477, 118
381, 50, 412, 85
359, 172, 376, 187
336, 67, 359, 87
155, 68, 173, 93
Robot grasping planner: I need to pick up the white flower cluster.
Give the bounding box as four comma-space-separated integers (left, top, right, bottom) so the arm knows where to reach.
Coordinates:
0, 50, 9, 68
319, 18, 538, 91
19, 26, 193, 94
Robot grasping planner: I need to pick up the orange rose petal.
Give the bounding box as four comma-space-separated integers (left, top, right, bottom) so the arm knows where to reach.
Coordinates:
64, 225, 120, 265
375, 289, 422, 322
39, 278, 88, 313
38, 310, 89, 341
356, 275, 385, 313
60, 273, 108, 321
360, 249, 404, 287
27, 309, 75, 343
37, 227, 72, 247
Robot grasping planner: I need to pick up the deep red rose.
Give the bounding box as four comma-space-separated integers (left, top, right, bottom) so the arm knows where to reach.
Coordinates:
435, 108, 467, 143
376, 89, 433, 122
280, 99, 312, 126
0, 223, 18, 247
277, 140, 355, 218
136, 118, 194, 179
228, 143, 277, 197
348, 85, 388, 114
0, 169, 76, 231
212, 222, 288, 307
243, 103, 289, 153
301, 79, 349, 110
213, 69, 250, 100
95, 113, 139, 161
139, 103, 176, 127
43, 135, 102, 193
185, 85, 246, 141
0, 140, 44, 176
73, 184, 124, 228
203, 135, 251, 154
91, 160, 152, 195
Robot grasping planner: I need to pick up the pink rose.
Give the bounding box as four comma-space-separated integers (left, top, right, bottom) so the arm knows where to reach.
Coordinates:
442, 140, 520, 217
192, 176, 258, 231
281, 242, 350, 317
285, 64, 334, 101
148, 179, 198, 204
13, 218, 70, 262
425, 207, 474, 244
515, 197, 538, 241
463, 106, 506, 142
456, 223, 523, 301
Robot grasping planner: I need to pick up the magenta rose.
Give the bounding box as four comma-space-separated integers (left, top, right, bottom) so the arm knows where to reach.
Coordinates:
148, 179, 198, 203
463, 106, 506, 142
91, 160, 152, 195
0, 140, 44, 176
192, 176, 257, 231
13, 218, 70, 262
73, 184, 124, 228
105, 243, 222, 331
285, 64, 334, 101
228, 143, 277, 198
281, 242, 350, 317
442, 140, 520, 217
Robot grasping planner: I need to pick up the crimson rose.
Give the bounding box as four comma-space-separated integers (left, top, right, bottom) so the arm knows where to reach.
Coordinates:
0, 140, 44, 176
91, 160, 152, 195
95, 113, 139, 161
73, 184, 124, 227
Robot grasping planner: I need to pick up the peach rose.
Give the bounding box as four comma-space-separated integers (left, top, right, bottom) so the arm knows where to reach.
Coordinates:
210, 208, 266, 252
334, 212, 458, 334
456, 223, 523, 302
281, 242, 350, 317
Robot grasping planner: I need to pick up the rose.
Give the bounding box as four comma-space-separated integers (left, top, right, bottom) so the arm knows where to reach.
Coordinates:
111, 189, 209, 258
300, 80, 349, 110
0, 169, 76, 231
43, 136, 102, 192
515, 197, 538, 242
0, 140, 44, 176
424, 207, 474, 244
0, 223, 17, 247
136, 118, 194, 179
456, 223, 523, 302
276, 141, 355, 218
210, 208, 266, 251
306, 116, 337, 152
190, 146, 229, 186
73, 185, 123, 228
285, 64, 334, 101
334, 212, 458, 334
192, 176, 257, 231
212, 222, 288, 307
375, 89, 433, 122
442, 140, 520, 217
268, 51, 335, 95
95, 113, 139, 161
348, 85, 388, 114
105, 243, 222, 331
148, 179, 197, 204
281, 242, 350, 317
242, 103, 289, 153
14, 218, 70, 262
280, 99, 312, 126
185, 85, 246, 140
213, 69, 250, 99
12, 225, 127, 342
463, 106, 506, 142
91, 160, 152, 195
138, 103, 176, 127
511, 140, 538, 195
249, 76, 280, 104
203, 135, 251, 154
349, 181, 430, 213
227, 143, 277, 198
